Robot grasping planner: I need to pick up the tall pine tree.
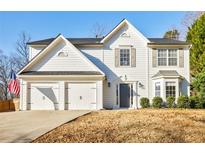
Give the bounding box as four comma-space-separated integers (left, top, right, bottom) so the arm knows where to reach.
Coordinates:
187, 13, 205, 76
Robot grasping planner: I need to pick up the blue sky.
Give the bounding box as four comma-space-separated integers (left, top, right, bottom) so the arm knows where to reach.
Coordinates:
0, 11, 187, 55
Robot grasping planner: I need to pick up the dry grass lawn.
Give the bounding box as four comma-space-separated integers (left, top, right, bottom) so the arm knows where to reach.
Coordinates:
33, 109, 205, 143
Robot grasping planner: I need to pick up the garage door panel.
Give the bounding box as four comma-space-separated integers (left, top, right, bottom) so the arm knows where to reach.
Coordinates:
68, 83, 96, 110
29, 83, 59, 110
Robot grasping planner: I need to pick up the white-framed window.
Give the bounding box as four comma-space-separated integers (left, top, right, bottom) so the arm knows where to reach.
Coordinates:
157, 49, 178, 66
120, 49, 130, 66
168, 49, 177, 66
155, 82, 161, 97
166, 82, 176, 98
158, 49, 167, 66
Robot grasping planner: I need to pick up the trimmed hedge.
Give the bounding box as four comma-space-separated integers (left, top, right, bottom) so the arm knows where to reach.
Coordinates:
138, 96, 205, 109
152, 96, 163, 108
140, 97, 150, 108
177, 96, 189, 108
166, 96, 175, 108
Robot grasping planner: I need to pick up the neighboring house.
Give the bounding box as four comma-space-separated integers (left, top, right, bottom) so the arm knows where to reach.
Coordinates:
18, 19, 191, 110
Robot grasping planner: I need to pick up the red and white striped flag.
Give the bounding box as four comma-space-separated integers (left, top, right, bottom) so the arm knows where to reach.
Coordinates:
8, 70, 20, 96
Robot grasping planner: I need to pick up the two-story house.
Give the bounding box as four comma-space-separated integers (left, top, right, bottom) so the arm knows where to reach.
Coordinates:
18, 19, 191, 110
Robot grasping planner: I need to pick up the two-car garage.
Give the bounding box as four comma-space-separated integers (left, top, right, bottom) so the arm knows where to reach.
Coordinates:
18, 34, 104, 111
27, 82, 99, 110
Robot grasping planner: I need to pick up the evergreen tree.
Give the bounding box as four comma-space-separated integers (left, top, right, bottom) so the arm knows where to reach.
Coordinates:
192, 70, 205, 107
187, 13, 205, 76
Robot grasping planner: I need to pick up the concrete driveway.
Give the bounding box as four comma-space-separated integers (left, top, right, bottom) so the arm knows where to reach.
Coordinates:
0, 110, 90, 143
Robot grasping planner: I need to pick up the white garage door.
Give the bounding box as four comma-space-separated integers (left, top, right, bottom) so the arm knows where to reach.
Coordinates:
68, 83, 96, 110
29, 83, 59, 110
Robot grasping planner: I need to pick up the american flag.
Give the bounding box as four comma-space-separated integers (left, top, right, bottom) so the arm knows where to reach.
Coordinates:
8, 70, 20, 96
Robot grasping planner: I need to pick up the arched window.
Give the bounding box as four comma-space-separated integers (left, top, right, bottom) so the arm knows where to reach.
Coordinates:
121, 32, 130, 37
57, 51, 68, 57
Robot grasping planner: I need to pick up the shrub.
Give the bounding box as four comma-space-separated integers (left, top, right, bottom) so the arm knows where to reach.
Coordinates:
195, 97, 205, 109
177, 96, 189, 108
189, 96, 198, 108
152, 96, 163, 108
196, 101, 205, 109
166, 96, 175, 108
140, 97, 150, 108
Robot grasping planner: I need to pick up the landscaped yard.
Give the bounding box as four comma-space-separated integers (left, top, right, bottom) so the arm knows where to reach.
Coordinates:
33, 109, 205, 143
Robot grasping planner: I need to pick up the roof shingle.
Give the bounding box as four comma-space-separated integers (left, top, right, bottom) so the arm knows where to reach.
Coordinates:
27, 37, 189, 46
148, 38, 189, 45
152, 70, 182, 78
20, 71, 103, 75
27, 38, 103, 45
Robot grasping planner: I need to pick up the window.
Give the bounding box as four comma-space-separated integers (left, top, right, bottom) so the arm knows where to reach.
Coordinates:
158, 49, 167, 66
155, 82, 161, 97
166, 82, 176, 98
121, 33, 130, 38
120, 49, 130, 66
168, 49, 177, 66
58, 51, 68, 57
157, 49, 178, 66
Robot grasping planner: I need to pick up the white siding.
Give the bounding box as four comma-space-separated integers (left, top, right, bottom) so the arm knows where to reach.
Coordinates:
29, 45, 46, 60
81, 24, 149, 108
30, 41, 95, 72
81, 24, 190, 108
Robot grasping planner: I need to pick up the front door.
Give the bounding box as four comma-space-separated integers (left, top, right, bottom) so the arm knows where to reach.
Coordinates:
120, 83, 130, 108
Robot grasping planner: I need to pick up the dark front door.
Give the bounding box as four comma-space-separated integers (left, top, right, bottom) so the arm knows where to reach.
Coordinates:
120, 84, 130, 108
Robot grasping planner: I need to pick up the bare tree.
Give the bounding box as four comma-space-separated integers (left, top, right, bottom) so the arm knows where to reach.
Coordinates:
0, 32, 31, 100
91, 22, 107, 38
0, 51, 13, 100
14, 31, 31, 70
181, 12, 204, 28
163, 28, 180, 40
180, 11, 204, 39
0, 50, 4, 100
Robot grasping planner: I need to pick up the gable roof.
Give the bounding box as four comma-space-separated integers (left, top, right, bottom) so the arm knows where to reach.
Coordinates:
27, 19, 189, 46
100, 19, 150, 43
18, 34, 105, 76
